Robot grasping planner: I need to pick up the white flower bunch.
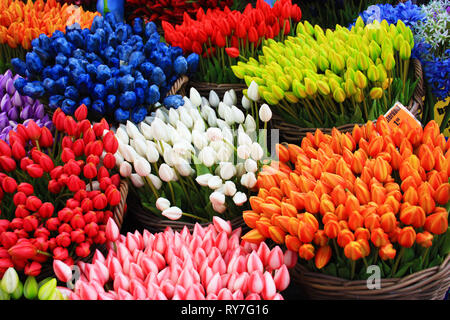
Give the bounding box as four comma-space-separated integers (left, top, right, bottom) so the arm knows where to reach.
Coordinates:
113, 87, 272, 222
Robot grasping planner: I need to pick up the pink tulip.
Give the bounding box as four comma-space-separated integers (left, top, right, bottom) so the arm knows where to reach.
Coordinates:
170, 263, 182, 284
118, 288, 133, 300
206, 293, 218, 300
53, 259, 72, 283
248, 270, 264, 294
247, 251, 264, 274
57, 286, 73, 299
262, 271, 276, 300
245, 293, 261, 300
108, 256, 123, 279
142, 229, 154, 248
154, 234, 166, 254
173, 284, 186, 300
153, 289, 168, 300
257, 242, 271, 266
206, 272, 221, 296
207, 247, 220, 266
77, 261, 87, 275
146, 282, 158, 299
215, 231, 228, 254
113, 273, 130, 292
232, 289, 244, 300
151, 251, 166, 270
129, 263, 145, 280
180, 226, 191, 243
88, 266, 102, 283
132, 283, 147, 300
201, 237, 213, 253
157, 267, 171, 284
228, 233, 240, 251
213, 216, 232, 235
267, 246, 284, 270
284, 249, 298, 269
217, 288, 233, 300
220, 273, 231, 289
122, 256, 131, 276
90, 280, 105, 295
227, 272, 237, 292
70, 292, 81, 300
105, 217, 119, 242
177, 268, 193, 289
235, 256, 247, 274
160, 279, 175, 299
211, 256, 226, 275
271, 293, 284, 300
79, 282, 98, 300
193, 223, 206, 239
92, 249, 106, 265
98, 292, 115, 300
133, 230, 144, 250
141, 256, 158, 275
189, 235, 202, 253
233, 272, 249, 294
274, 265, 290, 291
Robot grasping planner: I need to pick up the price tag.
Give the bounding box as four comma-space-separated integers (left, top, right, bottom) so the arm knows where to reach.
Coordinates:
384, 101, 422, 130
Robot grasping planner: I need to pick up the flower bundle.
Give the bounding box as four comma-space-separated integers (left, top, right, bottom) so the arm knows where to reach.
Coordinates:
242, 116, 450, 280
53, 217, 294, 300
0, 0, 100, 73
0, 70, 52, 143
125, 0, 234, 25
162, 0, 302, 83
0, 105, 123, 278
233, 18, 418, 128
11, 14, 199, 124
0, 267, 66, 300
114, 88, 271, 223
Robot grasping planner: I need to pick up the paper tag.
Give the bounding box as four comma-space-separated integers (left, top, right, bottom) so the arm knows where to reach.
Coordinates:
384, 101, 422, 130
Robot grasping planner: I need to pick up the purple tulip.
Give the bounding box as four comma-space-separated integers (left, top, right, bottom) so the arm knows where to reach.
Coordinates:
7, 106, 18, 121
0, 74, 8, 89
0, 113, 8, 130
12, 91, 22, 107
1, 125, 12, 136
5, 78, 15, 96
42, 114, 50, 123
0, 95, 11, 113
34, 102, 45, 119
20, 105, 31, 120
24, 96, 34, 106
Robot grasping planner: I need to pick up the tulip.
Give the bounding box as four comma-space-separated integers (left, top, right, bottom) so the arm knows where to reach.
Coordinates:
398, 227, 416, 248
259, 104, 272, 123
247, 81, 260, 102
1, 267, 19, 294
156, 198, 171, 212
424, 209, 448, 235
162, 207, 183, 221
23, 276, 38, 300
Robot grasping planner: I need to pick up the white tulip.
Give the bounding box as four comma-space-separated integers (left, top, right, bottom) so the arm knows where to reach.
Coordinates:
241, 172, 257, 188
209, 191, 225, 205
223, 181, 237, 197
206, 127, 223, 142
199, 146, 216, 167
208, 175, 223, 190
168, 108, 179, 127
149, 174, 162, 190
212, 202, 227, 214
119, 161, 132, 177
207, 110, 218, 127
151, 118, 169, 142
259, 103, 272, 122
244, 158, 258, 173
229, 89, 237, 105
189, 108, 202, 121
209, 140, 223, 153
250, 142, 264, 161
167, 125, 183, 145
231, 105, 245, 124
114, 152, 124, 166
201, 97, 210, 108
162, 206, 183, 220
209, 90, 220, 107
87, 181, 100, 191
155, 140, 171, 156
190, 88, 202, 107
134, 156, 151, 177
115, 127, 129, 145
130, 173, 145, 188
126, 121, 141, 140
193, 119, 206, 132
139, 121, 153, 140
174, 157, 193, 177
144, 116, 155, 125
220, 162, 236, 180
244, 114, 256, 133
222, 127, 233, 145
155, 108, 168, 122
163, 147, 176, 167
238, 131, 252, 147
247, 81, 260, 102
176, 121, 192, 143
216, 145, 232, 162
156, 197, 171, 211
159, 163, 175, 182
196, 173, 213, 187
237, 144, 251, 160
216, 119, 230, 131
134, 137, 148, 156
145, 142, 159, 163
123, 145, 138, 163
242, 95, 251, 110
236, 162, 246, 177
233, 192, 247, 206
218, 102, 228, 119
192, 130, 208, 150
179, 107, 193, 128
183, 96, 194, 109
201, 105, 213, 119
223, 91, 233, 107
173, 140, 193, 159
223, 106, 235, 126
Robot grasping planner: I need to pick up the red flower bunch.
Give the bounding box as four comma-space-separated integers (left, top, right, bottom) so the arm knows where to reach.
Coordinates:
162, 0, 302, 83
126, 0, 233, 25
0, 105, 122, 278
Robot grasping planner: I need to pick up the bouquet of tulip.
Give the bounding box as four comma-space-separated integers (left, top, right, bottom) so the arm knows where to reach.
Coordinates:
0, 70, 52, 143
10, 14, 199, 124
125, 0, 235, 25
0, 0, 100, 73
162, 0, 302, 84
52, 216, 293, 300
113, 87, 272, 223
233, 18, 419, 128
242, 116, 450, 280
0, 105, 124, 278
0, 267, 67, 300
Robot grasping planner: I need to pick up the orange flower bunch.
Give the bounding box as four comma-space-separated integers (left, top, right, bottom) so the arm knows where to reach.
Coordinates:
0, 0, 99, 50
242, 116, 450, 279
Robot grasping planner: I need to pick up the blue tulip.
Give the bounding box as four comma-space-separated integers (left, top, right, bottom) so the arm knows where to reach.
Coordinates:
22, 82, 44, 98
95, 28, 107, 44
72, 48, 85, 60
116, 25, 129, 43
80, 96, 92, 107
135, 79, 148, 89
91, 15, 104, 32
107, 33, 118, 48
119, 91, 137, 109
86, 34, 101, 53
135, 87, 145, 105
170, 46, 183, 61
66, 30, 84, 49
65, 86, 79, 101
159, 56, 173, 76
150, 67, 166, 86
163, 95, 184, 109
43, 78, 56, 94
25, 52, 43, 74
114, 108, 129, 122
76, 73, 92, 94
140, 62, 154, 78
61, 98, 77, 115
97, 65, 112, 83
11, 58, 27, 77
105, 12, 117, 28
86, 64, 97, 79
105, 78, 118, 93
106, 94, 117, 111
110, 58, 120, 69
131, 107, 147, 123
187, 53, 200, 73
53, 37, 73, 56
93, 83, 107, 100
55, 53, 68, 66
119, 74, 135, 92
55, 76, 69, 94
145, 21, 157, 39
51, 65, 64, 80
146, 84, 160, 105
33, 47, 50, 63
133, 18, 144, 35
92, 100, 106, 114
49, 95, 64, 109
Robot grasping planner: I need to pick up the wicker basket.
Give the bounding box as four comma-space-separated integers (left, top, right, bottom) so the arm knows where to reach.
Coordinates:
271, 58, 425, 144
291, 253, 450, 300
188, 81, 248, 108
36, 180, 129, 281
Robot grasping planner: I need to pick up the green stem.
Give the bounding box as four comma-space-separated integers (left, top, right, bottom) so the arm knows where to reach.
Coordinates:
144, 176, 159, 199
167, 181, 176, 204
182, 212, 209, 223
37, 250, 52, 257
350, 260, 356, 280
390, 247, 405, 277
332, 239, 341, 260
175, 171, 195, 213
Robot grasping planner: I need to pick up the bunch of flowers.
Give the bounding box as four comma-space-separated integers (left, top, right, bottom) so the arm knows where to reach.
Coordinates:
162, 0, 302, 83
0, 105, 123, 278
0, 0, 100, 73
233, 18, 417, 128
52, 216, 294, 300
125, 0, 234, 25
114, 87, 272, 223
242, 116, 449, 280
56, 0, 96, 11
0, 267, 66, 300
0, 70, 52, 143
11, 14, 199, 124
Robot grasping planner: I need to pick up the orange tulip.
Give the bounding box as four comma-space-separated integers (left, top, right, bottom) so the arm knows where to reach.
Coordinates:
269, 226, 286, 244
331, 184, 347, 207
310, 158, 323, 179
424, 208, 448, 235
379, 243, 396, 260
322, 212, 338, 224
370, 228, 389, 247
342, 133, 356, 152
320, 172, 347, 190
297, 221, 315, 243
336, 158, 356, 184
285, 234, 302, 252
371, 184, 386, 205
389, 226, 401, 243
352, 124, 364, 144
304, 191, 320, 214
268, 187, 283, 200
257, 188, 270, 200
280, 179, 298, 197
339, 220, 350, 231
368, 135, 384, 157
287, 217, 300, 236
260, 203, 281, 218
276, 143, 290, 163
273, 215, 290, 233
354, 227, 370, 241
288, 143, 305, 164
249, 196, 264, 213
418, 186, 435, 215
255, 219, 272, 238
243, 211, 260, 229
358, 138, 369, 155
406, 125, 423, 147
364, 213, 381, 231
345, 194, 360, 217
324, 220, 340, 239
290, 190, 306, 210
380, 212, 397, 233
335, 204, 348, 221
315, 245, 332, 269
313, 230, 328, 247
360, 166, 373, 186
419, 144, 435, 171
423, 121, 440, 145
403, 186, 419, 205
400, 205, 426, 228
434, 183, 450, 205
399, 138, 413, 158
319, 196, 335, 216
241, 229, 266, 244
323, 157, 337, 173
373, 156, 390, 182
351, 149, 367, 174
365, 120, 376, 139
280, 202, 297, 218
416, 231, 434, 248
353, 178, 370, 205
337, 229, 355, 248
398, 227, 416, 248
344, 241, 363, 260
299, 244, 315, 261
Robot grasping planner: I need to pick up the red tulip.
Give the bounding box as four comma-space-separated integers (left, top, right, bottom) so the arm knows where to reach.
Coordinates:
53, 247, 69, 260
225, 47, 240, 58
39, 127, 53, 148
53, 259, 73, 283
8, 241, 37, 260
75, 104, 88, 121
26, 120, 41, 140
26, 164, 44, 178
75, 242, 91, 258
398, 227, 416, 248
24, 261, 42, 277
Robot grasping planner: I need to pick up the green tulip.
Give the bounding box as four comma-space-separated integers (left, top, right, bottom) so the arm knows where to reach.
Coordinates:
382, 78, 391, 90
1, 268, 19, 294
271, 84, 285, 100
328, 77, 341, 93
11, 280, 23, 300
262, 90, 279, 105
331, 53, 345, 74
304, 77, 317, 96
325, 28, 334, 41
346, 56, 357, 70
396, 20, 407, 35
354, 88, 365, 103
244, 75, 254, 87
367, 65, 379, 82
23, 276, 38, 299
291, 67, 304, 82
292, 79, 308, 99
399, 40, 411, 60
354, 70, 368, 89
318, 55, 330, 72
317, 80, 331, 96
0, 288, 10, 300
277, 76, 291, 91
355, 16, 365, 29
231, 65, 245, 79
285, 91, 299, 104
344, 78, 357, 97
369, 87, 383, 100
369, 40, 381, 62
377, 64, 387, 83
296, 22, 306, 35
248, 57, 260, 66
304, 20, 315, 36
357, 53, 369, 71
38, 278, 57, 300
394, 33, 404, 51
383, 53, 395, 71
333, 87, 346, 103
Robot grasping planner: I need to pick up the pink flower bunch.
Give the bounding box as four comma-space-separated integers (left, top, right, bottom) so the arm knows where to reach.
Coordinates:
54, 217, 296, 300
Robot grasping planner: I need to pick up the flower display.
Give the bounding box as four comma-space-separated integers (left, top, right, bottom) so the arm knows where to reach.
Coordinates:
11, 14, 199, 124
53, 217, 293, 300
0, 70, 53, 143
113, 87, 270, 223
0, 105, 123, 278
125, 0, 235, 25
233, 18, 417, 128
242, 116, 449, 280
162, 0, 302, 83
0, 0, 100, 73
0, 267, 67, 300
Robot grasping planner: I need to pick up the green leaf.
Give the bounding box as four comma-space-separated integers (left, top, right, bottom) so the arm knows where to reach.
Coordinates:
381, 260, 391, 276
428, 255, 443, 269
350, 105, 363, 123
192, 154, 211, 176
337, 267, 350, 279
142, 202, 161, 215
411, 257, 423, 273
367, 99, 377, 120
403, 247, 415, 263
393, 261, 414, 278
323, 263, 338, 277
439, 227, 450, 257
170, 182, 184, 208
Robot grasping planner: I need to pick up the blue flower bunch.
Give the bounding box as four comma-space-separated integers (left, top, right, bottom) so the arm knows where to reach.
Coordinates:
10, 13, 200, 123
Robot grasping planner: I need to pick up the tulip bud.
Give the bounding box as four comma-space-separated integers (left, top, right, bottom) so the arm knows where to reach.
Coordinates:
1, 267, 19, 294
398, 227, 416, 248
23, 276, 38, 299
259, 104, 272, 123
38, 278, 57, 300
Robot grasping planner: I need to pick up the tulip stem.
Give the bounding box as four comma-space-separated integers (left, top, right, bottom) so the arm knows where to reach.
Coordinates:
350, 260, 356, 280
37, 250, 52, 257
174, 171, 195, 213
390, 247, 405, 278
144, 176, 159, 199
167, 182, 176, 205
181, 212, 209, 223
35, 140, 41, 152
332, 239, 340, 260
